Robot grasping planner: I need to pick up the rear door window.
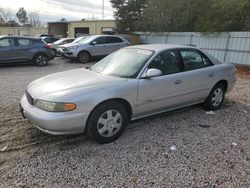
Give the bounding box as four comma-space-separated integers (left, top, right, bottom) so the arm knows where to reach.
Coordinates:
17, 39, 31, 46
106, 36, 123, 44
0, 38, 14, 47
180, 49, 213, 71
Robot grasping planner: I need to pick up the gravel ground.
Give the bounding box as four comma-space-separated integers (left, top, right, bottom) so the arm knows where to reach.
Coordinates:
0, 58, 249, 187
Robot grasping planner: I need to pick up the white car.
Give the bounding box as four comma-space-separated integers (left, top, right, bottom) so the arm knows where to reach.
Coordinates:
61, 35, 130, 63
57, 36, 86, 56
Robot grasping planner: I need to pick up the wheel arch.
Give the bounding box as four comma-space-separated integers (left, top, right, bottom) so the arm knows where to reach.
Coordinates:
77, 50, 91, 58
32, 52, 49, 60
84, 98, 133, 132
215, 80, 228, 91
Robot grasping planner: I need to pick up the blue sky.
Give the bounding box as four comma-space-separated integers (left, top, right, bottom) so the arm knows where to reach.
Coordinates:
0, 0, 114, 22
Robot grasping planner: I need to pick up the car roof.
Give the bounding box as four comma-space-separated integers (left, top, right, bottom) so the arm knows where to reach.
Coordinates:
89, 35, 123, 38
126, 44, 197, 52
126, 44, 222, 65
0, 35, 41, 40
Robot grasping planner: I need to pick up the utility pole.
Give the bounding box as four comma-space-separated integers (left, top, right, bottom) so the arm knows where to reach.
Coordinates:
102, 0, 104, 20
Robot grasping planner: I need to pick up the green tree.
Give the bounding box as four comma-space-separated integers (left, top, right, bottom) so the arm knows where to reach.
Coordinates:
140, 0, 211, 32
111, 0, 250, 32
16, 7, 28, 25
110, 0, 147, 33
197, 0, 250, 32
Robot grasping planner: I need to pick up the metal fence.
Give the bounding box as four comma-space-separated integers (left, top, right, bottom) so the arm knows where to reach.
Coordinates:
136, 32, 250, 65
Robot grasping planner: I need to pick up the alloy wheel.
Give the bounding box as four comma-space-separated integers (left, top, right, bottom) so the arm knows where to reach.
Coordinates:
36, 55, 48, 66
212, 88, 223, 107
97, 109, 122, 137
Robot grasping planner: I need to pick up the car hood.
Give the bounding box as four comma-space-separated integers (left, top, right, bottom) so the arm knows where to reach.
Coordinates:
59, 43, 77, 48
27, 68, 126, 100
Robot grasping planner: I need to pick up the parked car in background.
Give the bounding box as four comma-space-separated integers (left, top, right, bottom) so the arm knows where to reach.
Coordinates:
36, 34, 54, 37
50, 38, 75, 56
57, 36, 86, 56
62, 35, 130, 63
20, 44, 235, 143
41, 36, 58, 44
0, 35, 54, 66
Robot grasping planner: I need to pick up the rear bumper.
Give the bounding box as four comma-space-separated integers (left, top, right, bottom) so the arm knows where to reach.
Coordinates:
20, 95, 89, 135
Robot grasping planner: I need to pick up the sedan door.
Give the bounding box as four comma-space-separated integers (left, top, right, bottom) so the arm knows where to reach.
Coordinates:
0, 38, 16, 62
137, 50, 185, 116
178, 49, 218, 104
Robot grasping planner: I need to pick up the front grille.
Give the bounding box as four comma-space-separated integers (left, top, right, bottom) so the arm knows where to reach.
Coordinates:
26, 91, 34, 105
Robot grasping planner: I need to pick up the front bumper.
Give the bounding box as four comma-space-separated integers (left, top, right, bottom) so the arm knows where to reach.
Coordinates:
63, 52, 77, 58
20, 95, 89, 135
58, 47, 77, 58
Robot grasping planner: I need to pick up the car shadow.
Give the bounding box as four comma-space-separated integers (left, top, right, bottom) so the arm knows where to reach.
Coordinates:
0, 62, 34, 68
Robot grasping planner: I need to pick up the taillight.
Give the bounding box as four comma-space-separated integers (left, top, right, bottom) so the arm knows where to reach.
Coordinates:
44, 44, 52, 48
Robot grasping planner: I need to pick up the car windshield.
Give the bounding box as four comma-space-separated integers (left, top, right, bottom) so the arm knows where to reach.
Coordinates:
90, 48, 154, 78
72, 37, 86, 43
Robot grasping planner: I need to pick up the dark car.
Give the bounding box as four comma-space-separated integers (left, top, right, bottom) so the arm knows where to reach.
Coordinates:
0, 35, 54, 66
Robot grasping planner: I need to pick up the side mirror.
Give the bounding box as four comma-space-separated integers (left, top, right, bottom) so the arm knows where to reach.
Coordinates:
91, 41, 97, 45
144, 68, 162, 78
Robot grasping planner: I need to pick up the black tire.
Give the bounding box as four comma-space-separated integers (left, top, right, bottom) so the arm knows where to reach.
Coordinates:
33, 53, 49, 66
78, 51, 90, 63
203, 83, 226, 111
51, 48, 56, 57
86, 101, 128, 144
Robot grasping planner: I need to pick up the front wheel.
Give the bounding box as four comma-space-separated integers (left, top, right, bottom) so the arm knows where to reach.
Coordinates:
78, 51, 90, 63
204, 83, 226, 111
86, 101, 128, 144
34, 54, 49, 66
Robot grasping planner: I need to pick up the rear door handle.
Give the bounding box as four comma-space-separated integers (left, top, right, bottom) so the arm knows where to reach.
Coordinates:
174, 79, 183, 84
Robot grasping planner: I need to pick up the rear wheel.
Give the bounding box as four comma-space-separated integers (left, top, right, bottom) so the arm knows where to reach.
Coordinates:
204, 83, 226, 110
87, 101, 128, 144
78, 51, 90, 63
34, 53, 48, 66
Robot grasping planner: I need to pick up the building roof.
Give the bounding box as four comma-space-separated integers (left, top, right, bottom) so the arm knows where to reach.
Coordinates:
47, 19, 115, 24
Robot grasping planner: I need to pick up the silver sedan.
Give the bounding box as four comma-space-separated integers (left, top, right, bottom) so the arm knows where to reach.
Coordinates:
20, 44, 236, 143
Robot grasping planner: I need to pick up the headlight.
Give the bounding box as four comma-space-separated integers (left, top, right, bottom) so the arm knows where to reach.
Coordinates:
34, 99, 76, 112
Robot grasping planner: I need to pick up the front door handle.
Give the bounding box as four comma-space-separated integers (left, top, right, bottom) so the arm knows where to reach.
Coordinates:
174, 79, 182, 84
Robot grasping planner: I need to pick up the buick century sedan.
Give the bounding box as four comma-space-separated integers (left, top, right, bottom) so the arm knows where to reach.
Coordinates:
20, 44, 236, 143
